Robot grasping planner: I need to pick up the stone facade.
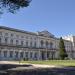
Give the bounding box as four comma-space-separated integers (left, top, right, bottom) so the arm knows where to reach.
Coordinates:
0, 26, 74, 60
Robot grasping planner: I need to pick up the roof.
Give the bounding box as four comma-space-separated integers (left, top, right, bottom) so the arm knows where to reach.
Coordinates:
0, 26, 37, 36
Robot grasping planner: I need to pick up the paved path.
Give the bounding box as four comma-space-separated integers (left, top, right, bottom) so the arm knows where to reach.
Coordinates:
0, 61, 57, 68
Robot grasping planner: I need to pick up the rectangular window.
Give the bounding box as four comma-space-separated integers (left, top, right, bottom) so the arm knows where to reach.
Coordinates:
16, 40, 19, 45
5, 33, 8, 36
21, 41, 23, 46
25, 52, 28, 58
30, 52, 33, 58
4, 51, 7, 57
9, 51, 13, 58
15, 51, 18, 58
26, 41, 28, 47
20, 52, 24, 58
11, 34, 14, 37
0, 38, 1, 43
10, 39, 13, 44
0, 32, 2, 36
5, 38, 8, 44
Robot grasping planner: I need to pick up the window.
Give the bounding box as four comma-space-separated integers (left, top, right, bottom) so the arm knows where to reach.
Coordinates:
0, 32, 2, 35
20, 52, 24, 58
30, 41, 32, 47
30, 52, 33, 58
16, 40, 19, 45
40, 40, 44, 48
10, 39, 13, 44
5, 33, 8, 36
11, 34, 14, 37
34, 52, 38, 59
21, 41, 23, 46
34, 42, 36, 48
4, 51, 7, 57
5, 37, 8, 44
25, 52, 28, 58
0, 38, 1, 43
46, 41, 49, 48
9, 51, 13, 58
16, 35, 19, 38
21, 36, 24, 38
15, 51, 18, 58
50, 42, 53, 49
26, 41, 28, 47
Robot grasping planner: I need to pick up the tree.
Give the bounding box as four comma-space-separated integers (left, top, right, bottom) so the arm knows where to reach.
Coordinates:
59, 37, 68, 60
0, 0, 32, 14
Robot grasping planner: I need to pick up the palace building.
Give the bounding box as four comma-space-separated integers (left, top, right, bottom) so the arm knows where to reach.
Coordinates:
0, 26, 75, 60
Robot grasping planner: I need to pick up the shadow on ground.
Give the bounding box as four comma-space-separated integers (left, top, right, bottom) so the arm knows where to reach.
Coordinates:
0, 64, 75, 75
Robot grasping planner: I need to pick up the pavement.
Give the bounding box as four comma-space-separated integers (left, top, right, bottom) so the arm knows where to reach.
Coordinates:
0, 61, 57, 68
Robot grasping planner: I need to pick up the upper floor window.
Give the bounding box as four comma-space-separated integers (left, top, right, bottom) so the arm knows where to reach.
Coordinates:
16, 40, 19, 45
46, 41, 49, 48
16, 35, 19, 38
26, 41, 28, 47
50, 42, 53, 49
21, 41, 24, 46
11, 33, 14, 37
5, 33, 8, 36
0, 38, 1, 43
5, 37, 8, 44
40, 40, 44, 48
21, 36, 24, 38
30, 41, 32, 47
10, 39, 13, 44
0, 32, 2, 36
34, 42, 36, 48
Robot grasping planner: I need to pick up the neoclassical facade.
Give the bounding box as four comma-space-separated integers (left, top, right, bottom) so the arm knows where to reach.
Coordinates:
0, 26, 74, 60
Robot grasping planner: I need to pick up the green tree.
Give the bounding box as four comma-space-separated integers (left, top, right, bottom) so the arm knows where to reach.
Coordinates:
0, 0, 32, 14
59, 37, 68, 60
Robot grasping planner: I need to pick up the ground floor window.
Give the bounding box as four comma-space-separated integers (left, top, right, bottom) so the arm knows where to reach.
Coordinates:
30, 52, 33, 59
15, 51, 18, 58
4, 51, 7, 57
9, 51, 13, 58
20, 52, 24, 58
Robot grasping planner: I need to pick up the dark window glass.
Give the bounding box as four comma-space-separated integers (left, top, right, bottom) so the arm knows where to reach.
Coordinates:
10, 39, 13, 44
4, 51, 7, 57
40, 40, 44, 48
15, 51, 18, 58
20, 52, 24, 58
5, 38, 8, 44
9, 51, 13, 58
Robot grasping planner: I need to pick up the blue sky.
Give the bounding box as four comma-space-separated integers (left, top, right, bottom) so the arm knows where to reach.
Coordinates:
0, 0, 75, 37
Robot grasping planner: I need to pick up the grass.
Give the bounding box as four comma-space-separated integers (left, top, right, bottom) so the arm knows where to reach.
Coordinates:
21, 60, 75, 66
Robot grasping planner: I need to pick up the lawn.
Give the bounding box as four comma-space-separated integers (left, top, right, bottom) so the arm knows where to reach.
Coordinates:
21, 60, 75, 66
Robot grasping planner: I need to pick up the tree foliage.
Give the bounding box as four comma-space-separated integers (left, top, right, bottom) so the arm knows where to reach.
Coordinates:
0, 0, 32, 14
59, 37, 68, 60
